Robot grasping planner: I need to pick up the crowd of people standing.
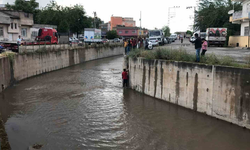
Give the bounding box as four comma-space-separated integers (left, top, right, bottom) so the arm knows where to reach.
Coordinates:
123, 37, 148, 55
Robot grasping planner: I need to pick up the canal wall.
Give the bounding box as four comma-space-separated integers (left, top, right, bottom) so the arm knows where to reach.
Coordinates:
128, 57, 250, 129
0, 46, 124, 92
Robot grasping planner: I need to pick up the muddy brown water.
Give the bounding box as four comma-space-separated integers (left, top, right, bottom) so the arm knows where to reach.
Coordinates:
0, 56, 250, 150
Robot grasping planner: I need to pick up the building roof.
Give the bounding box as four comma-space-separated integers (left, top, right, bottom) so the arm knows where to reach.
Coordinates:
0, 12, 11, 24
0, 10, 20, 19
116, 27, 139, 30
33, 24, 57, 29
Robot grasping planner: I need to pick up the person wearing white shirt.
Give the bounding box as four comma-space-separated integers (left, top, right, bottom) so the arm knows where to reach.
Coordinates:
17, 35, 21, 45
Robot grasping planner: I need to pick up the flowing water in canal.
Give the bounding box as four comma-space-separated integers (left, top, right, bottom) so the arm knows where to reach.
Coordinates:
0, 56, 250, 150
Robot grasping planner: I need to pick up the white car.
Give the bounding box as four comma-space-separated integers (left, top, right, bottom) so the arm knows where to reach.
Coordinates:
190, 36, 196, 43
149, 38, 159, 46
170, 34, 177, 40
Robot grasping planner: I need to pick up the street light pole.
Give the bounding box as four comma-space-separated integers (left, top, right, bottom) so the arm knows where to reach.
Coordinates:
193, 6, 196, 32
140, 11, 141, 29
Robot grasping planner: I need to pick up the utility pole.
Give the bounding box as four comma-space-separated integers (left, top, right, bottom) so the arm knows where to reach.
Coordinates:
140, 11, 141, 29
93, 11, 97, 28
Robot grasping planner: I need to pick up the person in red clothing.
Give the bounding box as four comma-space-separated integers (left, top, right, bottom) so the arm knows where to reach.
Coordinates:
132, 38, 137, 49
122, 69, 128, 87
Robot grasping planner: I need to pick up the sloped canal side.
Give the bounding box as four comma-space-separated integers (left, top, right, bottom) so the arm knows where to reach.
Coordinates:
0, 56, 250, 150
0, 113, 11, 150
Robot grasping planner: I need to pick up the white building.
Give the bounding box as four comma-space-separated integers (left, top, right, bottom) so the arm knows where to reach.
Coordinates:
229, 0, 250, 47
231, 0, 250, 36
0, 10, 33, 42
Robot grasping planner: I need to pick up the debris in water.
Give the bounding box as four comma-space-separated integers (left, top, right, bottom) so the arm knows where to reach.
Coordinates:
29, 144, 43, 150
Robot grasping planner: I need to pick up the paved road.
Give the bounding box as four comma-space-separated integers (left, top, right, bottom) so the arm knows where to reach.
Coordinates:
159, 39, 250, 63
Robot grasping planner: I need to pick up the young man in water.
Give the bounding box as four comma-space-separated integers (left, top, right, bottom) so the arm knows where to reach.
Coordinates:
122, 69, 128, 87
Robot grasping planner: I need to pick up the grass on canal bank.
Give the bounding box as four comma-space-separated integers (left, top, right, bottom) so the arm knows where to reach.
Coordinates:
128, 48, 250, 68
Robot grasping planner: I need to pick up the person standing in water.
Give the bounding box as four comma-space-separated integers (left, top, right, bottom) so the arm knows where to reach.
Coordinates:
122, 69, 128, 87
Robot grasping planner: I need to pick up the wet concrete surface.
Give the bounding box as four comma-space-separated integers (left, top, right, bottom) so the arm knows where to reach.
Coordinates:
0, 56, 250, 150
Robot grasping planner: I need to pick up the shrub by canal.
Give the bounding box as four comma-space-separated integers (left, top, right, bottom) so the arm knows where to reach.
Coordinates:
128, 48, 250, 68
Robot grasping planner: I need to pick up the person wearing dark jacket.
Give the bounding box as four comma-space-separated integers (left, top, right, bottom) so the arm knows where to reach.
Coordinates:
128, 39, 132, 53
192, 33, 202, 62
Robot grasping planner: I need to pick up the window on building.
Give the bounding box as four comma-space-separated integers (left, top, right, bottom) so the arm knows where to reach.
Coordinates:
21, 28, 27, 37
119, 31, 122, 34
132, 30, 136, 33
0, 27, 3, 36
11, 23, 13, 29
125, 31, 128, 34
31, 31, 38, 37
244, 27, 249, 36
24, 13, 29, 18
15, 23, 17, 29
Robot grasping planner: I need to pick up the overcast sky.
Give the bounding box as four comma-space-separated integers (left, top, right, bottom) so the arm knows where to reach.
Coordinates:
2, 0, 197, 32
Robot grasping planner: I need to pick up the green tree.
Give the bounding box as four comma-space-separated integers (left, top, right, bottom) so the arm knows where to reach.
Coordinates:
8, 0, 97, 35
195, 0, 242, 44
6, 0, 38, 13
107, 30, 118, 39
65, 4, 89, 37
34, 1, 92, 34
95, 17, 103, 29
186, 30, 193, 35
162, 26, 171, 36
58, 20, 69, 33
6, 0, 40, 22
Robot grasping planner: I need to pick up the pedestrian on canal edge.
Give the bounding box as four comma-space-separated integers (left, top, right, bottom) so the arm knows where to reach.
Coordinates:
192, 33, 202, 62
128, 39, 132, 54
132, 38, 137, 49
201, 38, 208, 56
123, 39, 128, 55
122, 69, 128, 87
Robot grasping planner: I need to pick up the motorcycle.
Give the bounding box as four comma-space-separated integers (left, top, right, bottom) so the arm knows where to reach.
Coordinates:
146, 41, 153, 50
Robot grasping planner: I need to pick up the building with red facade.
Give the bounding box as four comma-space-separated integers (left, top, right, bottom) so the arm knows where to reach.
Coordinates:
110, 16, 136, 30
115, 27, 138, 38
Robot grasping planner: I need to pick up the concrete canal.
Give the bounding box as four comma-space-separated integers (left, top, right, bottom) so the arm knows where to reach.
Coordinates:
0, 56, 250, 150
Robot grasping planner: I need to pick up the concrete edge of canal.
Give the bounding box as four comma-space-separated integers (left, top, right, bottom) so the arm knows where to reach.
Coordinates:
0, 113, 11, 150
0, 45, 124, 150
126, 57, 250, 129
0, 45, 124, 93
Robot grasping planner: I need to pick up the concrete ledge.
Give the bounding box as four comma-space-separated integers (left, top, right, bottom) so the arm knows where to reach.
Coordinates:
0, 46, 124, 93
128, 57, 250, 129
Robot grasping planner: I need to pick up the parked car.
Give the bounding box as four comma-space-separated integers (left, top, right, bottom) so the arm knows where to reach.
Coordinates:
168, 36, 175, 42
78, 35, 84, 41
69, 37, 80, 44
190, 36, 196, 43
164, 37, 171, 44
170, 34, 178, 40
113, 38, 121, 43
102, 39, 109, 43
149, 38, 159, 46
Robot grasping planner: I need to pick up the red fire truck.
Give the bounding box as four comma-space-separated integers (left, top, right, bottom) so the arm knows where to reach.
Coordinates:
0, 28, 59, 52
